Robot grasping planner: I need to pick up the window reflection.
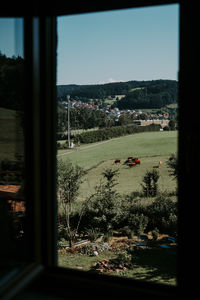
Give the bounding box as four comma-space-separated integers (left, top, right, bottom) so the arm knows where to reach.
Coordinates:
0, 18, 27, 283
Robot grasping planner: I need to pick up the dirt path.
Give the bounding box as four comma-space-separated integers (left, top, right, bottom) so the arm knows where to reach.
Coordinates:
57, 138, 120, 157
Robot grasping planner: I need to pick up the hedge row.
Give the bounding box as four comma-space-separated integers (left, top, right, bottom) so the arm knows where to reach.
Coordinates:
73, 124, 161, 144
58, 194, 178, 240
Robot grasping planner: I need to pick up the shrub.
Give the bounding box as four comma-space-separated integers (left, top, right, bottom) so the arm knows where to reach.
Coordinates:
163, 126, 170, 131
117, 250, 132, 264
128, 213, 149, 235
82, 168, 123, 234
86, 228, 102, 241
141, 169, 160, 197
120, 226, 135, 239
161, 213, 178, 235
147, 196, 177, 234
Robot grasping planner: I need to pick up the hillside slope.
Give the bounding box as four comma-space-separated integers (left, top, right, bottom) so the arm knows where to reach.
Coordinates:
57, 79, 178, 109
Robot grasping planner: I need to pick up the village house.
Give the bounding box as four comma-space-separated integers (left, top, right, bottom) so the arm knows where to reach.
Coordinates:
133, 119, 170, 128
0, 185, 25, 213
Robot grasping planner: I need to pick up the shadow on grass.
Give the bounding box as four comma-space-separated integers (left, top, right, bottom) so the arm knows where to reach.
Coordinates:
131, 245, 177, 284
87, 239, 177, 285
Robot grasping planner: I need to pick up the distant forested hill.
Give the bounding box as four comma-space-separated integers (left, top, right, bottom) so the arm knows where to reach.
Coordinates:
57, 79, 178, 109
114, 80, 177, 109
0, 52, 24, 111
57, 81, 137, 99
0, 52, 177, 111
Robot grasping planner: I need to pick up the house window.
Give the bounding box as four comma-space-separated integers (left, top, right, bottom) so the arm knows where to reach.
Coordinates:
56, 4, 179, 286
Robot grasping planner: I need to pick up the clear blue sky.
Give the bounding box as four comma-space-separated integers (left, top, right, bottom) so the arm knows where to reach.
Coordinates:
57, 4, 179, 85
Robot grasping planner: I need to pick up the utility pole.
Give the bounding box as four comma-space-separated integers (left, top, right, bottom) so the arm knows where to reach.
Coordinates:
67, 94, 70, 148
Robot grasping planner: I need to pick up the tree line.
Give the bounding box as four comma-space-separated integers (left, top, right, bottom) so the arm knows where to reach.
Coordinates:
57, 104, 115, 136
57, 79, 178, 110
0, 52, 24, 111
114, 82, 177, 109
57, 123, 161, 147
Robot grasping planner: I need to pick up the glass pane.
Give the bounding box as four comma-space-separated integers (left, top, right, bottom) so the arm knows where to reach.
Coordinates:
57, 5, 179, 286
0, 18, 28, 284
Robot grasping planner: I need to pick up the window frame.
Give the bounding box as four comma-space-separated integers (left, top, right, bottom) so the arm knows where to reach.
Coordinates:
1, 0, 197, 298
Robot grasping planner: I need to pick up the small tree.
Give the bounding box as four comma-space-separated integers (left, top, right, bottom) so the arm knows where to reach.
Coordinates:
141, 169, 160, 197
57, 159, 84, 247
102, 168, 119, 198
87, 168, 122, 234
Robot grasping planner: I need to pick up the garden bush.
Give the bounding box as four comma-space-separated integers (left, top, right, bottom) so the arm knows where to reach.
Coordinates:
57, 159, 178, 244
119, 226, 135, 239
147, 195, 177, 234
128, 213, 149, 235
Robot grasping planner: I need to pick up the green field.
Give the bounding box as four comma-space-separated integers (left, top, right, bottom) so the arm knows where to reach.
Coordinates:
57, 131, 178, 168
57, 131, 178, 199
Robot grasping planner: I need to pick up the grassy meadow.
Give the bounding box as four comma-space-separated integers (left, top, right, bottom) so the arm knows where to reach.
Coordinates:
57, 130, 178, 200
57, 131, 178, 168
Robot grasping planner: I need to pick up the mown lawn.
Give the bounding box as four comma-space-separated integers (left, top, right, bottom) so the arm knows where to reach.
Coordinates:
58, 245, 177, 286
58, 250, 116, 271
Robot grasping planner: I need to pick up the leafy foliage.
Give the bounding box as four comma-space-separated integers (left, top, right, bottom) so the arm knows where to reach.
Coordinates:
128, 213, 149, 235
84, 168, 122, 234
57, 105, 114, 135
57, 159, 84, 246
141, 169, 160, 197
147, 195, 178, 234
57, 159, 84, 206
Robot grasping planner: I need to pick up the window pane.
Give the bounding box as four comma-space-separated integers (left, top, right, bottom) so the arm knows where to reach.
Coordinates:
0, 18, 28, 284
57, 5, 179, 286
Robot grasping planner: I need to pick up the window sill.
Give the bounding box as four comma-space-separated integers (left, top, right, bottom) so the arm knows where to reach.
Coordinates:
16, 266, 177, 299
